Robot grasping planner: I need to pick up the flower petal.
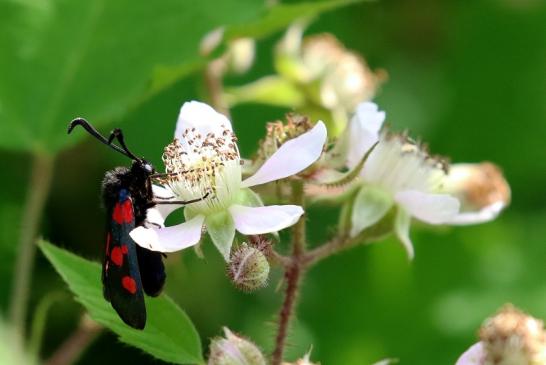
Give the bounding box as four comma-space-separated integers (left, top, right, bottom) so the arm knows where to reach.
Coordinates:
205, 211, 236, 261
175, 101, 232, 140
394, 208, 414, 260
145, 206, 179, 228
447, 201, 506, 225
346, 102, 385, 168
152, 184, 175, 199
241, 121, 327, 188
455, 342, 485, 365
229, 204, 303, 235
395, 190, 460, 224
129, 214, 205, 253
350, 186, 393, 237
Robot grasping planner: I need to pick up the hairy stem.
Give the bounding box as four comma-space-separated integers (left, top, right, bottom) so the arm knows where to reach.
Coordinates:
44, 315, 102, 365
271, 180, 306, 365
303, 224, 393, 268
9, 153, 54, 348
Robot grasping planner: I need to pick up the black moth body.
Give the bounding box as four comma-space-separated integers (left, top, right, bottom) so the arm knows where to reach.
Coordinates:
68, 118, 165, 330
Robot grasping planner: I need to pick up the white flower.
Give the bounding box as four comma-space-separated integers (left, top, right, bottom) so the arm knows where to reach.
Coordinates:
131, 101, 327, 260
345, 102, 508, 259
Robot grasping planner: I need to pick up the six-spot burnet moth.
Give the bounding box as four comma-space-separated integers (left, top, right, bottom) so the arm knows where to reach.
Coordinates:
68, 118, 203, 329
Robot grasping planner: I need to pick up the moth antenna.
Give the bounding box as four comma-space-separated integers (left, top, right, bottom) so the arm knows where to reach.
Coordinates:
108, 128, 142, 162
68, 118, 132, 158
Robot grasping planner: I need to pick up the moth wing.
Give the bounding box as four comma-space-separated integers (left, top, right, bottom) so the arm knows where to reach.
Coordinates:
136, 245, 166, 297
103, 190, 146, 329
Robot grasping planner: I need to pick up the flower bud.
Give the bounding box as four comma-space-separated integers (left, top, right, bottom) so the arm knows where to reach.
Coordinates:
479, 305, 546, 365
441, 162, 510, 224
208, 327, 266, 365
275, 24, 384, 120
227, 243, 270, 292
226, 38, 255, 74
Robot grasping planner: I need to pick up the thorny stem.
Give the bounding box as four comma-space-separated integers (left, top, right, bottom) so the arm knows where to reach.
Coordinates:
271, 180, 306, 365
9, 153, 54, 349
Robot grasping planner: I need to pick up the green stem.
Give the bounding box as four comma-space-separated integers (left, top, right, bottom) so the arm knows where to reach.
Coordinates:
28, 292, 67, 356
9, 153, 54, 348
271, 180, 306, 365
44, 315, 102, 365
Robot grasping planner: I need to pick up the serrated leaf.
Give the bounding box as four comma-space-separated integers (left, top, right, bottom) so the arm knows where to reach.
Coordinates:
39, 241, 203, 364
0, 0, 263, 153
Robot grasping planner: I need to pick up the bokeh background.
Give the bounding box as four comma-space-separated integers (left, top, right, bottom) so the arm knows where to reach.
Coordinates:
1, 0, 545, 364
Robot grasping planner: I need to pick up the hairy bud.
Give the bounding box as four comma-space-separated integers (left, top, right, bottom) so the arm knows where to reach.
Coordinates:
227, 243, 270, 292
479, 305, 546, 365
208, 327, 266, 365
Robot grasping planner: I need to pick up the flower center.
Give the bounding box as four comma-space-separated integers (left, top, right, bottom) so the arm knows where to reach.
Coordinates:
162, 125, 241, 215
362, 133, 448, 194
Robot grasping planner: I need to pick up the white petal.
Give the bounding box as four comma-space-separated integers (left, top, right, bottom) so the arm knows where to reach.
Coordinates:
129, 215, 205, 253
152, 184, 175, 199
395, 190, 460, 224
241, 121, 327, 188
147, 185, 182, 227
394, 208, 414, 260
350, 186, 393, 237
346, 102, 385, 168
447, 201, 506, 225
455, 342, 485, 365
229, 204, 304, 234
175, 101, 232, 140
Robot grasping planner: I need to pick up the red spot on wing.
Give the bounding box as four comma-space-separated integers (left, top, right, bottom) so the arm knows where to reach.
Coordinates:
111, 247, 124, 266
112, 200, 133, 224
111, 245, 129, 267
122, 276, 137, 294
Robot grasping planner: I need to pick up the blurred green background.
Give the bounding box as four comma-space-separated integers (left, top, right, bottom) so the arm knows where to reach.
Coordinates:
1, 0, 545, 364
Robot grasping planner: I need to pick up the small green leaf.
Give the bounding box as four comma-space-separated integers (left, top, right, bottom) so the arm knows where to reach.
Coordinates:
225, 0, 364, 41
39, 241, 203, 364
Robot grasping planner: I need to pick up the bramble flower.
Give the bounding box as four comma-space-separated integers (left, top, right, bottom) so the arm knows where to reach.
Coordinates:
456, 305, 546, 365
131, 101, 327, 260
311, 101, 509, 259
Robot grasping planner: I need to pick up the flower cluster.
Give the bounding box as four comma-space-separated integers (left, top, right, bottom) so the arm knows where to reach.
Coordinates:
131, 97, 509, 264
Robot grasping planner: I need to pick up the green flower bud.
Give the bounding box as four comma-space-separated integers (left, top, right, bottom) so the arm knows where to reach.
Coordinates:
227, 243, 270, 292
208, 327, 266, 365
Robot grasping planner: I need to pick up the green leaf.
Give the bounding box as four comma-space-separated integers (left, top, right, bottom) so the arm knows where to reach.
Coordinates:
225, 0, 364, 40
39, 241, 203, 364
0, 0, 264, 153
